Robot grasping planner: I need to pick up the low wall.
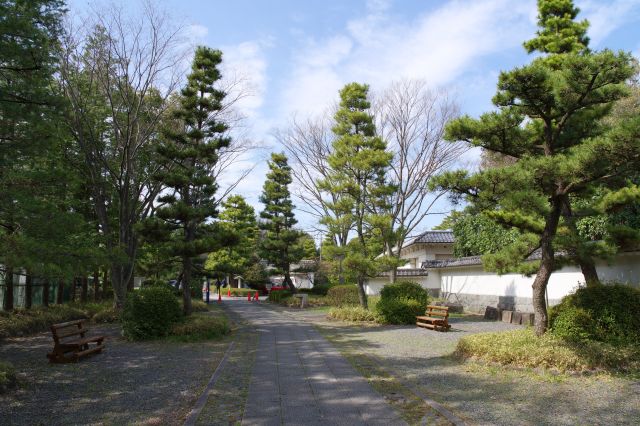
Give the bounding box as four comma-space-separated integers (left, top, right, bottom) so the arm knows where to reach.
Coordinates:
364, 251, 640, 313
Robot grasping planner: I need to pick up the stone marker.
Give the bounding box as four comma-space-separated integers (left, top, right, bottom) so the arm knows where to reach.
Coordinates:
512, 311, 523, 325
501, 310, 513, 323
521, 313, 534, 326
484, 306, 499, 320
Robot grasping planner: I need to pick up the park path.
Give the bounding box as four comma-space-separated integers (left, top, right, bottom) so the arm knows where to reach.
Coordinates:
225, 299, 407, 426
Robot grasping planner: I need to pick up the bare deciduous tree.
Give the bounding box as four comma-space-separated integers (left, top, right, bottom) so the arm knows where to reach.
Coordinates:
373, 79, 465, 281
60, 1, 186, 308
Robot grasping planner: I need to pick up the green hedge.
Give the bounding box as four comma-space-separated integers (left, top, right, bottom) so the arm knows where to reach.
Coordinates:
326, 285, 360, 307
0, 305, 90, 338
169, 314, 230, 342
268, 290, 292, 303
549, 283, 640, 345
327, 306, 379, 322
121, 287, 182, 340
376, 281, 428, 324
226, 288, 256, 297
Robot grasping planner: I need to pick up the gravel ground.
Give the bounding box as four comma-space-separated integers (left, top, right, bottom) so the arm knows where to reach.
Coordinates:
300, 311, 640, 426
0, 313, 231, 425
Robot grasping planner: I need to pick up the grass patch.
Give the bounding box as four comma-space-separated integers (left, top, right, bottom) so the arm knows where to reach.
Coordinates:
456, 329, 640, 373
327, 306, 380, 323
0, 361, 17, 393
168, 313, 231, 342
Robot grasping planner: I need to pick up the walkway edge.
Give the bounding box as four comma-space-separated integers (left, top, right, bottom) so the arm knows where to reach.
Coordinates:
183, 340, 236, 426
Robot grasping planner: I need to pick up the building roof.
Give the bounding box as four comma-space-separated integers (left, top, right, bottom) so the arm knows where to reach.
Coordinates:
406, 230, 455, 246
378, 268, 429, 278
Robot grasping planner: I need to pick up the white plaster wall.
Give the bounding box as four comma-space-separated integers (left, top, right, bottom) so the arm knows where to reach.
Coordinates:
364, 271, 441, 295
440, 252, 640, 303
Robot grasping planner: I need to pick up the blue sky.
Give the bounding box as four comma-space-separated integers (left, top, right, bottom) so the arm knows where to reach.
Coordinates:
70, 0, 640, 234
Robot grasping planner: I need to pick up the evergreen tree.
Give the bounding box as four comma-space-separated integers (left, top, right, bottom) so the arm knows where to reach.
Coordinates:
320, 83, 396, 309
147, 47, 231, 315
259, 153, 304, 292
433, 0, 638, 335
206, 195, 257, 284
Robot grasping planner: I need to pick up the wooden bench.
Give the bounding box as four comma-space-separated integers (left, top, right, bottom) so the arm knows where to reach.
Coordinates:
416, 305, 450, 331
47, 320, 105, 363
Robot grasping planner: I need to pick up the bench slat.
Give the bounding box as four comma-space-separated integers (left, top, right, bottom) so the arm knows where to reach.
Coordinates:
51, 319, 85, 329
426, 305, 449, 311
59, 336, 105, 348
424, 311, 448, 317
56, 329, 87, 339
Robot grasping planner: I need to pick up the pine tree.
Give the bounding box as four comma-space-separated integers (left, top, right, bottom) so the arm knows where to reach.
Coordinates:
148, 47, 231, 315
206, 195, 257, 284
523, 0, 589, 56
259, 153, 304, 292
320, 83, 396, 309
433, 0, 637, 335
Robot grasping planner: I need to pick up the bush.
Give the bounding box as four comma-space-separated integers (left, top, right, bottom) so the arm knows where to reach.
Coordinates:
169, 314, 230, 342
226, 288, 255, 297
0, 361, 17, 393
92, 308, 120, 323
328, 306, 379, 322
379, 281, 429, 307
376, 298, 424, 324
121, 287, 182, 340
549, 283, 640, 345
456, 329, 640, 373
299, 284, 331, 296
326, 285, 360, 307
0, 305, 88, 338
268, 290, 292, 303
376, 281, 428, 324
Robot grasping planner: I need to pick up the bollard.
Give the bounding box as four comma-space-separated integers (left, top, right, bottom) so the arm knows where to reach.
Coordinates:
254, 291, 259, 301
247, 292, 251, 302
227, 288, 231, 297
218, 290, 222, 303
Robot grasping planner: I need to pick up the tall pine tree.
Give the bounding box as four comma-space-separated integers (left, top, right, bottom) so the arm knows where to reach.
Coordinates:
320, 83, 396, 309
433, 0, 638, 335
148, 47, 231, 315
259, 153, 303, 292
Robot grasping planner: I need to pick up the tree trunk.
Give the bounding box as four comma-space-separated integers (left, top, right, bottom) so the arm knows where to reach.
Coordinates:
81, 276, 88, 303
57, 279, 64, 304
71, 277, 77, 302
560, 195, 601, 286
102, 270, 108, 301
182, 256, 193, 316
356, 278, 368, 310
42, 279, 50, 307
283, 271, 297, 293
3, 266, 14, 311
25, 273, 33, 309
389, 267, 397, 284
93, 271, 100, 301
532, 199, 562, 336
127, 273, 135, 291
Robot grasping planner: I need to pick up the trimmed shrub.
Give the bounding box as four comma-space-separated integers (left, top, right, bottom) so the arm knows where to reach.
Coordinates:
328, 306, 379, 322
268, 290, 292, 303
227, 288, 255, 297
0, 305, 87, 338
379, 281, 429, 307
456, 329, 640, 373
121, 287, 182, 340
0, 361, 16, 393
549, 283, 640, 345
376, 298, 424, 325
92, 308, 120, 323
376, 281, 429, 324
169, 314, 230, 342
326, 284, 360, 307
299, 284, 331, 296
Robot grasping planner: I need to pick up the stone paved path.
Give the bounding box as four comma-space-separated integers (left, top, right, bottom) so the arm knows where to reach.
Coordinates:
225, 299, 407, 426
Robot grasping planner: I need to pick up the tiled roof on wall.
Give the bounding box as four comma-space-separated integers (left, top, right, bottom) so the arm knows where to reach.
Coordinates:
407, 230, 455, 245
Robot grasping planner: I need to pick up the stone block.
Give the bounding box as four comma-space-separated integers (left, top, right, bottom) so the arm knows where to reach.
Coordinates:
498, 295, 515, 311
501, 310, 513, 323
511, 311, 523, 325
521, 313, 535, 326
484, 306, 499, 320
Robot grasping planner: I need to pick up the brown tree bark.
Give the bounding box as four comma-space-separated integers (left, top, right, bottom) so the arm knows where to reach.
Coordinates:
93, 271, 100, 301
560, 195, 601, 286
182, 256, 193, 316
71, 277, 77, 302
57, 279, 64, 304
81, 276, 88, 303
102, 270, 108, 301
356, 278, 368, 310
532, 200, 562, 336
42, 279, 50, 307
25, 273, 33, 309
3, 266, 14, 311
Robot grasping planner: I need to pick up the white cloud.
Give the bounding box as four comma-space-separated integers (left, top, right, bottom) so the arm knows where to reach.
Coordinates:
279, 0, 536, 119
578, 0, 640, 46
